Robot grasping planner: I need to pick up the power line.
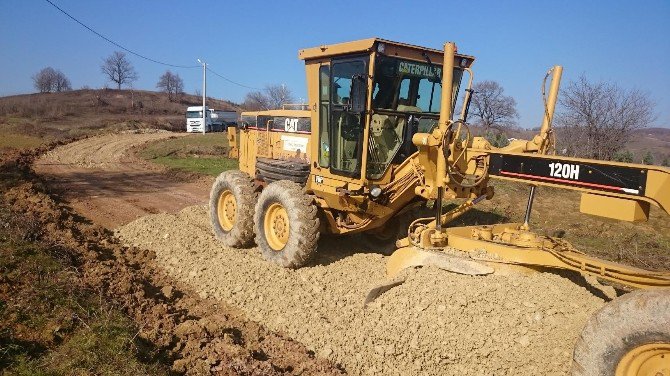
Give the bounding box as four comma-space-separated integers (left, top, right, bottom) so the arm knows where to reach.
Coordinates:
44, 0, 199, 69
206, 67, 260, 90
45, 0, 261, 90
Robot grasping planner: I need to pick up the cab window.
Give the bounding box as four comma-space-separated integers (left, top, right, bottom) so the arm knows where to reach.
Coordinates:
329, 59, 367, 176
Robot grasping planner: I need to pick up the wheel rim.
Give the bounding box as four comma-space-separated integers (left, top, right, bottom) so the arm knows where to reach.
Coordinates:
217, 189, 236, 231
264, 202, 290, 251
616, 343, 670, 376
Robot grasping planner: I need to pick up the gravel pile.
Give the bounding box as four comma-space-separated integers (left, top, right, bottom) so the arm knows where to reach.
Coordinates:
116, 205, 605, 375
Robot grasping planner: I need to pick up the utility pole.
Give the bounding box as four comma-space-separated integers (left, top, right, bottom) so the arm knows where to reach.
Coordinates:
198, 59, 207, 135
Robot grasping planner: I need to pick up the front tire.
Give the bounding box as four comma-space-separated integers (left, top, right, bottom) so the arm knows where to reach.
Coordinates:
210, 171, 257, 247
572, 289, 670, 376
254, 180, 319, 268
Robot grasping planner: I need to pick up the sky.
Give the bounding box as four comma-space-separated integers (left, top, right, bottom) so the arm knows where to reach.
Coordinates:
1, 0, 669, 128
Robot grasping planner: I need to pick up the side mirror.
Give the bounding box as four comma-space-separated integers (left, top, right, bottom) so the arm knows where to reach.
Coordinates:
350, 74, 367, 113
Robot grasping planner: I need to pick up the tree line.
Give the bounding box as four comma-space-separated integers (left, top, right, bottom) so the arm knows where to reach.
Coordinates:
32, 51, 184, 100
464, 77, 659, 165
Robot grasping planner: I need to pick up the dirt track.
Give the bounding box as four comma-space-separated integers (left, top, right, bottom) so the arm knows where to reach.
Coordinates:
36, 132, 608, 375
117, 205, 606, 376
34, 130, 211, 228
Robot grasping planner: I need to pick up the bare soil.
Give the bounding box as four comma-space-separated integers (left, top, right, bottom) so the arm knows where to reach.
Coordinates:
33, 130, 213, 228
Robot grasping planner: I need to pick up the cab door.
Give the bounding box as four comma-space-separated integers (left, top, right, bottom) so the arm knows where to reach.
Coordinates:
328, 57, 368, 177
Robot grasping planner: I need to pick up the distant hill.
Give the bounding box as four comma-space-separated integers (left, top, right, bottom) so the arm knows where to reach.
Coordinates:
0, 89, 242, 138
0, 89, 240, 118
627, 127, 670, 163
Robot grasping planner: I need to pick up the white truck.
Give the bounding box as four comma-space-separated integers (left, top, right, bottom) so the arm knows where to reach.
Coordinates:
186, 106, 238, 133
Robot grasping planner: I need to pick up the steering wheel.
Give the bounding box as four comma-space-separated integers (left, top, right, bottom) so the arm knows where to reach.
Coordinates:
339, 112, 362, 141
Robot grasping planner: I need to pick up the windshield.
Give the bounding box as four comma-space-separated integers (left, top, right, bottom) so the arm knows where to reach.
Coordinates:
366, 55, 464, 179
372, 55, 463, 115
186, 111, 203, 118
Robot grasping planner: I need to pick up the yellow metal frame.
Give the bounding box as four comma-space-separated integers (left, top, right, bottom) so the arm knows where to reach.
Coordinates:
445, 224, 670, 289
226, 38, 670, 291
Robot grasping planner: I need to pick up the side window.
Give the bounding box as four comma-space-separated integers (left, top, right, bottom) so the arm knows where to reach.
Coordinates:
318, 65, 330, 167
398, 79, 410, 105
416, 79, 440, 113
330, 60, 367, 175
332, 72, 352, 105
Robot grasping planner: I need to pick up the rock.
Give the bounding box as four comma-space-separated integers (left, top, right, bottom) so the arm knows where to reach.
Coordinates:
516, 335, 531, 347
161, 285, 174, 299
320, 346, 333, 358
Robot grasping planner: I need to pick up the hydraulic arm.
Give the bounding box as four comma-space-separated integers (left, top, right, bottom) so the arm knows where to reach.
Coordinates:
382, 42, 670, 293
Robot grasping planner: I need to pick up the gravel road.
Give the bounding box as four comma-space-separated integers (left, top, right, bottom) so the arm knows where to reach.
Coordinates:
34, 130, 211, 228
117, 205, 606, 376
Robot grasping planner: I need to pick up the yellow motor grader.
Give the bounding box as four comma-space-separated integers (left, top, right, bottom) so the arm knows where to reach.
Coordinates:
210, 38, 670, 375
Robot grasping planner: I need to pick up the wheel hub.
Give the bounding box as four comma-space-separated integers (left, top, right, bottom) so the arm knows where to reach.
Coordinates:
264, 202, 290, 251
217, 190, 236, 231
616, 343, 670, 376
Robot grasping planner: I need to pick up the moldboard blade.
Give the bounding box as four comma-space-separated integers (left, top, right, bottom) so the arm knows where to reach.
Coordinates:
387, 246, 494, 279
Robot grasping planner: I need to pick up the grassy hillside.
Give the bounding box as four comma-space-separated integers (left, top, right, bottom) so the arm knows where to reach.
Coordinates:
627, 127, 670, 164
0, 89, 241, 149
139, 133, 238, 176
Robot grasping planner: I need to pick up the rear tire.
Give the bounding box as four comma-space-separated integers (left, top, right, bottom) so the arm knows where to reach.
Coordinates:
571, 289, 670, 376
254, 180, 319, 268
210, 171, 257, 247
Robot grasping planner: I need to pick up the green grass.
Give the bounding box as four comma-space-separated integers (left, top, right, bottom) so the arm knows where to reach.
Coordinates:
0, 131, 49, 150
139, 133, 239, 176
150, 155, 238, 176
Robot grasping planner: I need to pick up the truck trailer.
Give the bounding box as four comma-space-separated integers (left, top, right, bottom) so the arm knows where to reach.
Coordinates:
186, 106, 238, 133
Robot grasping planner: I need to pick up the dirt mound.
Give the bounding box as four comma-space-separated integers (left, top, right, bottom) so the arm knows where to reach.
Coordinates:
34, 132, 211, 228
117, 205, 606, 376
3, 152, 342, 375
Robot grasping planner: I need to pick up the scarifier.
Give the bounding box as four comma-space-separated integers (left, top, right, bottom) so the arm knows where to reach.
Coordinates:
210, 38, 670, 375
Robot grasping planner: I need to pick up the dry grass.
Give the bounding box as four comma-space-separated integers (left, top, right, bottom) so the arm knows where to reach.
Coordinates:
456, 180, 670, 271
0, 89, 242, 151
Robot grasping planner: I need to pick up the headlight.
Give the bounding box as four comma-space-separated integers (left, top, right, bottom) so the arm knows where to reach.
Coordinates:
369, 185, 382, 198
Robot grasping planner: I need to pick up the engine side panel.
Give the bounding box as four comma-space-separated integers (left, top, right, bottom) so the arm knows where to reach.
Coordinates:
237, 111, 312, 181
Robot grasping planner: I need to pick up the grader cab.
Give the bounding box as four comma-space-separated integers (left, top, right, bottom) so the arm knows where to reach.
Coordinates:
213, 38, 670, 375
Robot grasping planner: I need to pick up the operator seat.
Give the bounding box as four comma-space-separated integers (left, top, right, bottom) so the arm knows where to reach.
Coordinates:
395, 104, 422, 162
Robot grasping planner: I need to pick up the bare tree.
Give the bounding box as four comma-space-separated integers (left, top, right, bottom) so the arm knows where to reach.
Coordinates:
243, 91, 271, 110
156, 70, 184, 101
53, 70, 71, 92
32, 67, 71, 93
556, 75, 655, 160
242, 84, 294, 111
101, 51, 138, 90
470, 80, 518, 132
265, 84, 295, 109
33, 67, 56, 93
